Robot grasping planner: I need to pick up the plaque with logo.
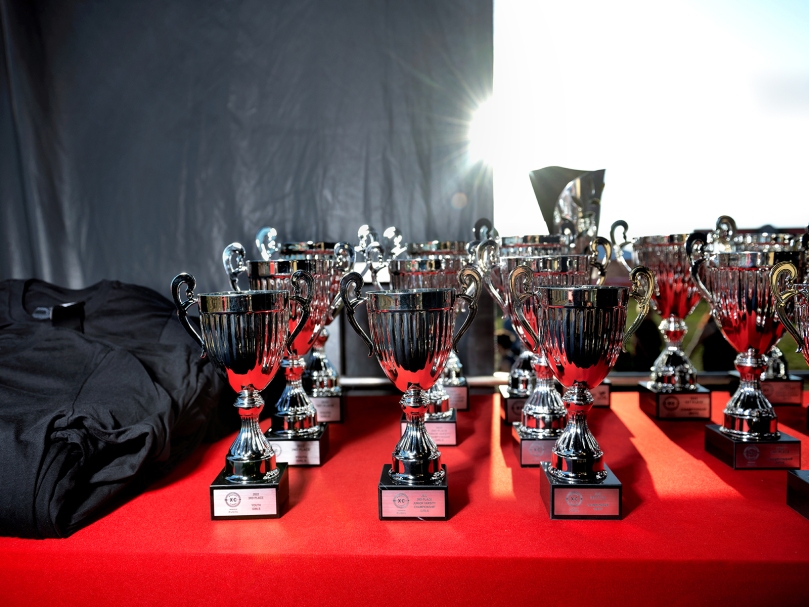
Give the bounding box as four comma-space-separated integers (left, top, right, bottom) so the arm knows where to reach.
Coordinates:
729, 371, 803, 406
511, 424, 556, 466
499, 385, 526, 424
401, 410, 457, 446
787, 470, 809, 520
638, 382, 711, 420
378, 464, 448, 520
210, 464, 289, 520
704, 424, 801, 470
269, 424, 329, 466
310, 394, 345, 423
539, 462, 622, 520
443, 383, 469, 411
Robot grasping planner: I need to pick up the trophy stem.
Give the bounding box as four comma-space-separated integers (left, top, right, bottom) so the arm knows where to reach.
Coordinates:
269, 354, 320, 437
518, 354, 565, 438
426, 382, 452, 420
762, 344, 788, 381
721, 349, 779, 440
650, 316, 698, 391
390, 387, 445, 484
508, 349, 535, 397
226, 388, 279, 483
303, 329, 341, 397
550, 382, 607, 482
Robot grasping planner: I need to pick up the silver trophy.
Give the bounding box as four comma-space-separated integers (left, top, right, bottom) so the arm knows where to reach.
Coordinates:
223, 244, 333, 465
340, 267, 481, 520
511, 266, 653, 519
171, 273, 310, 519
611, 221, 711, 419
254, 227, 356, 421
688, 241, 803, 469
480, 238, 612, 466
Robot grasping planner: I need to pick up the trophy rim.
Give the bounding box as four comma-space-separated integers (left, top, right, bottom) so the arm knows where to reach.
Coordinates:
199, 290, 289, 313
537, 284, 629, 307
500, 234, 570, 246
366, 288, 455, 311
501, 254, 590, 273
633, 234, 691, 246
388, 257, 464, 273
247, 258, 331, 276
279, 241, 339, 255
406, 240, 468, 255
708, 250, 805, 268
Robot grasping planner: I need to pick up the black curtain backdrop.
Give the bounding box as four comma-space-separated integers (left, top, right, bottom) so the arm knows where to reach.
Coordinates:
0, 0, 494, 375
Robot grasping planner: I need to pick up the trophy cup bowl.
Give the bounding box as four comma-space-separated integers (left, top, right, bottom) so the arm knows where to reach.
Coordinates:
484, 238, 612, 467
689, 244, 804, 469
171, 273, 310, 519
223, 243, 334, 465
510, 266, 654, 519
339, 267, 481, 520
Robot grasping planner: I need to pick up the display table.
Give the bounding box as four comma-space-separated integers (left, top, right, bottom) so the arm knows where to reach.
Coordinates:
1, 391, 808, 606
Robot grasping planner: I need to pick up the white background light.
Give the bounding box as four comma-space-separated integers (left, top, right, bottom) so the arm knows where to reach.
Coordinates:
483, 0, 809, 237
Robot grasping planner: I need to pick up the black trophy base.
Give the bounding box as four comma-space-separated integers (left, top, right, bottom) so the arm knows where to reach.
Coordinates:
540, 462, 622, 520
556, 379, 611, 407
378, 464, 448, 520
499, 385, 527, 425
729, 371, 803, 406
210, 464, 289, 520
267, 424, 329, 466
443, 382, 469, 411
401, 410, 457, 446
638, 382, 711, 420
787, 470, 809, 520
511, 424, 557, 467
704, 424, 801, 469
310, 393, 346, 423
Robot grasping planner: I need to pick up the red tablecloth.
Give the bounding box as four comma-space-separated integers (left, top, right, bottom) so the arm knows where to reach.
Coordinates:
1, 391, 808, 607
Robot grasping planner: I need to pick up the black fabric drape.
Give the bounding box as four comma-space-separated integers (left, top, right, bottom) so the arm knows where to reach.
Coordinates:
0, 0, 493, 295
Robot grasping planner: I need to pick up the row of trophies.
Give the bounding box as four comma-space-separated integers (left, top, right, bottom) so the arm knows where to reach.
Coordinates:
171, 168, 809, 521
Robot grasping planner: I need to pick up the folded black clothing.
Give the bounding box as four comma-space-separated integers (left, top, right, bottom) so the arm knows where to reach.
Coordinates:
0, 279, 226, 538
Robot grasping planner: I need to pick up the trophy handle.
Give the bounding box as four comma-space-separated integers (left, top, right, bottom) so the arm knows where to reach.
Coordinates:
715, 215, 737, 240
255, 226, 278, 261
287, 270, 313, 350
453, 267, 482, 353
170, 273, 206, 358
623, 265, 655, 352
222, 242, 247, 292
609, 220, 633, 274
508, 265, 540, 353
328, 242, 357, 317
771, 261, 803, 353
475, 238, 506, 312
589, 236, 612, 285
686, 232, 713, 303
473, 217, 498, 242
340, 271, 374, 357
362, 242, 385, 290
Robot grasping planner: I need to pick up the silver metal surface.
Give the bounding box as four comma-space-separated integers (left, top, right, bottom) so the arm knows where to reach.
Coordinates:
171, 273, 305, 484
340, 268, 481, 484
554, 170, 605, 253
690, 247, 807, 440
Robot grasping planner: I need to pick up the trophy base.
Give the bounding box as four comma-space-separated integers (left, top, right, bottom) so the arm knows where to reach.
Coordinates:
539, 462, 622, 520
310, 394, 346, 423
787, 470, 809, 520
401, 410, 457, 446
638, 383, 711, 420
268, 424, 329, 466
511, 424, 557, 467
378, 464, 448, 520
556, 379, 611, 407
704, 424, 801, 469
210, 464, 289, 520
499, 385, 527, 425
443, 382, 469, 411
728, 371, 803, 406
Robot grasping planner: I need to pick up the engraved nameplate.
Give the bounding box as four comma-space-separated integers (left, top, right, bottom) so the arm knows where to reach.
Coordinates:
761, 380, 803, 405
444, 386, 468, 411
311, 396, 341, 422
520, 437, 555, 465
270, 440, 321, 466
553, 487, 620, 517
734, 441, 801, 469
401, 420, 457, 445
657, 392, 711, 419
380, 489, 446, 518
212, 487, 277, 517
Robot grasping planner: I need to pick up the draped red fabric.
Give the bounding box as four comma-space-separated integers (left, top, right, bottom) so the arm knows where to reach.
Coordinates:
1, 392, 808, 606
